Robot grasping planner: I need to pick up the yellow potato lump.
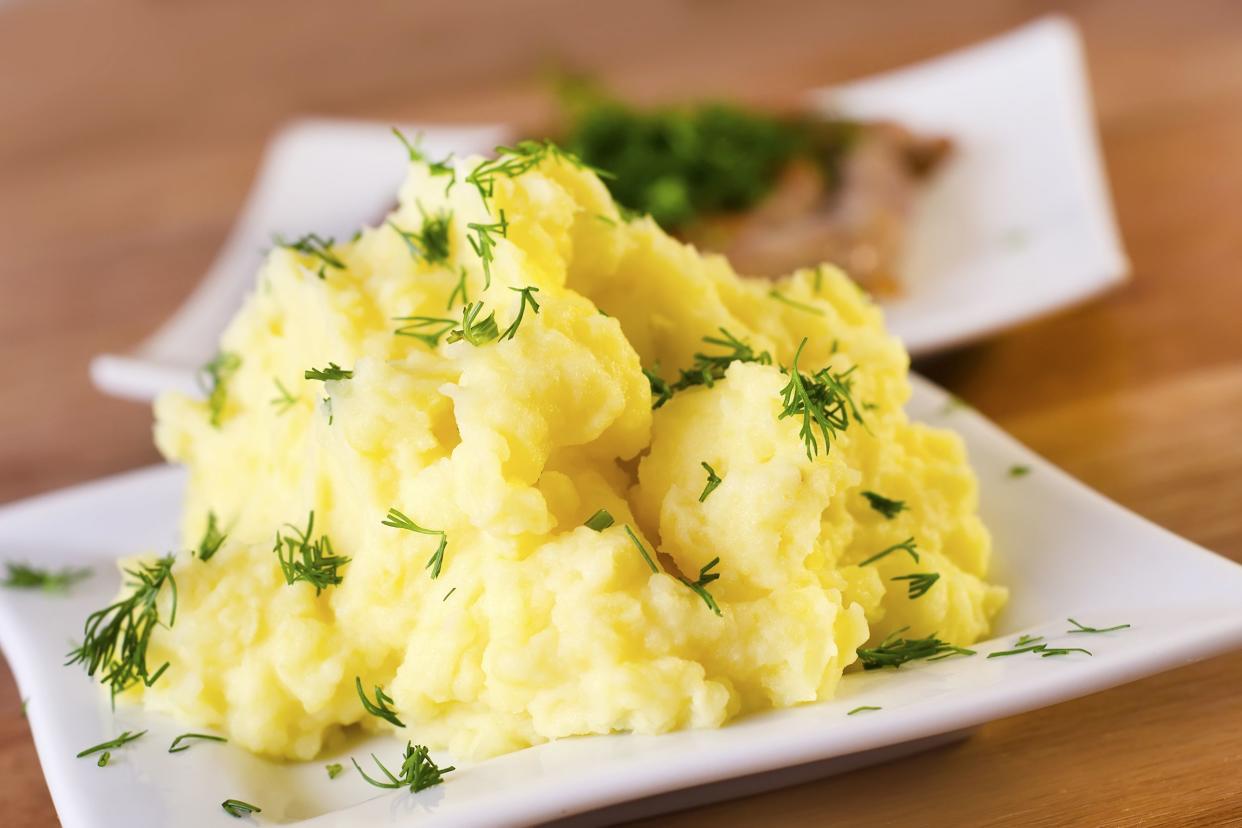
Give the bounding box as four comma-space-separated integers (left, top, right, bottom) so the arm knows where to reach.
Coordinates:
133, 143, 1006, 761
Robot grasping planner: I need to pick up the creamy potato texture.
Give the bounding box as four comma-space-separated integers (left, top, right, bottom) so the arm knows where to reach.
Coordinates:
136, 145, 1006, 760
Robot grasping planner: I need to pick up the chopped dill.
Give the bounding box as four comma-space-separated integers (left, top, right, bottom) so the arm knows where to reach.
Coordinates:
643, 366, 674, 409
446, 301, 499, 346
448, 266, 470, 309
388, 207, 452, 265
1008, 464, 1031, 478
500, 286, 541, 341
768, 289, 825, 315
1067, 618, 1131, 634
1013, 634, 1045, 647
777, 338, 864, 459
352, 741, 454, 794
988, 643, 1093, 659
698, 462, 722, 502
77, 730, 146, 759
891, 572, 939, 599
326, 762, 345, 779
274, 512, 349, 595
466, 140, 604, 212
355, 676, 405, 728
2, 562, 91, 593
856, 627, 975, 670
382, 507, 449, 579
168, 732, 227, 753
394, 315, 458, 348
97, 752, 110, 767
466, 210, 508, 288
276, 232, 345, 279
222, 800, 261, 819
195, 511, 226, 562
813, 265, 825, 293
859, 537, 919, 566
622, 525, 659, 573
65, 554, 178, 702
270, 378, 299, 414
583, 509, 615, 532
199, 351, 241, 428
847, 705, 881, 715
647, 328, 772, 409
677, 557, 722, 616
304, 363, 353, 382
861, 491, 905, 519
443, 587, 456, 601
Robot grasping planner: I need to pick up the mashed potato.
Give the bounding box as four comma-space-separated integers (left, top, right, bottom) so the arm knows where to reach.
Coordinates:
132, 142, 1005, 761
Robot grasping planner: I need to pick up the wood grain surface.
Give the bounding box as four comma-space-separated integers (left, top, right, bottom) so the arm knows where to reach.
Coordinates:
2, 1, 1241, 825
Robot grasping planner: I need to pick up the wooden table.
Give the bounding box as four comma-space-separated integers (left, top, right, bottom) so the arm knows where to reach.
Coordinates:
2, 0, 1241, 824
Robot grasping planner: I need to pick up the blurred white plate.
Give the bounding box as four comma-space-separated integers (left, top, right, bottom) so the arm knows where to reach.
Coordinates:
91, 15, 1127, 403
4, 375, 1241, 827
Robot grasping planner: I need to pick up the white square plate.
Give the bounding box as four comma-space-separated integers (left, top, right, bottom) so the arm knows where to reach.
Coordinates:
90, 15, 1128, 403
4, 375, 1241, 827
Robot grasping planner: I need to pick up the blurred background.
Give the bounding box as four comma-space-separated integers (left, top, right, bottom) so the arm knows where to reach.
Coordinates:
2, 0, 1241, 825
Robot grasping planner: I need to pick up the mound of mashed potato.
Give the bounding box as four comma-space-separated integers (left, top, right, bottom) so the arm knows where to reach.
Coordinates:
132, 142, 1006, 761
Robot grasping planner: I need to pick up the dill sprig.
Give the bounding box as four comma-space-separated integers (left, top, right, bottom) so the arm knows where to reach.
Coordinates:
388, 207, 452, 265
643, 366, 674, 409
355, 676, 405, 728
988, 643, 1093, 659
394, 315, 457, 348
276, 233, 345, 279
270, 378, 299, 414
304, 363, 353, 382
500, 286, 541, 341
698, 462, 722, 502
856, 627, 975, 670
448, 266, 470, 309
352, 741, 455, 794
465, 140, 604, 211
1013, 633, 1045, 647
77, 729, 146, 759
382, 507, 449, 579
274, 512, 349, 596
583, 509, 615, 532
861, 491, 905, 519
2, 561, 91, 593
326, 762, 344, 779
768, 289, 825, 315
97, 752, 110, 767
195, 511, 226, 562
199, 351, 240, 428
645, 328, 771, 410
777, 339, 864, 459
391, 128, 457, 193
677, 557, 722, 616
623, 525, 659, 573
446, 301, 499, 346
892, 572, 940, 599
859, 537, 919, 566
222, 800, 261, 819
847, 705, 881, 715
1067, 618, 1131, 634
168, 732, 227, 753
466, 210, 508, 288
1008, 464, 1032, 478
65, 554, 178, 702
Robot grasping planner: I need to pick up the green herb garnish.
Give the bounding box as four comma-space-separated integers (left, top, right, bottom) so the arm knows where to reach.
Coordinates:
77, 730, 146, 759
394, 315, 458, 348
1008, 464, 1031, 478
646, 328, 772, 409
623, 525, 659, 573
97, 752, 110, 767
768, 289, 824, 315
304, 363, 353, 382
891, 572, 939, 599
270, 378, 299, 414
222, 799, 262, 819
698, 462, 722, 503
276, 232, 345, 279
443, 587, 456, 601
355, 676, 405, 728
988, 643, 1093, 659
677, 557, 722, 616
382, 508, 449, 579
446, 301, 499, 346
847, 705, 881, 715
169, 732, 227, 753
2, 562, 91, 592
500, 286, 541, 341
856, 627, 974, 670
448, 266, 470, 309
1067, 618, 1131, 634
274, 512, 349, 595
195, 511, 226, 562
200, 351, 241, 428
643, 366, 674, 409
584, 509, 615, 532
388, 208, 452, 266
326, 762, 344, 779
466, 140, 600, 211
66, 554, 178, 702
859, 537, 919, 566
861, 491, 905, 519
465, 210, 508, 288
352, 741, 454, 794
777, 338, 863, 459
1013, 634, 1045, 647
